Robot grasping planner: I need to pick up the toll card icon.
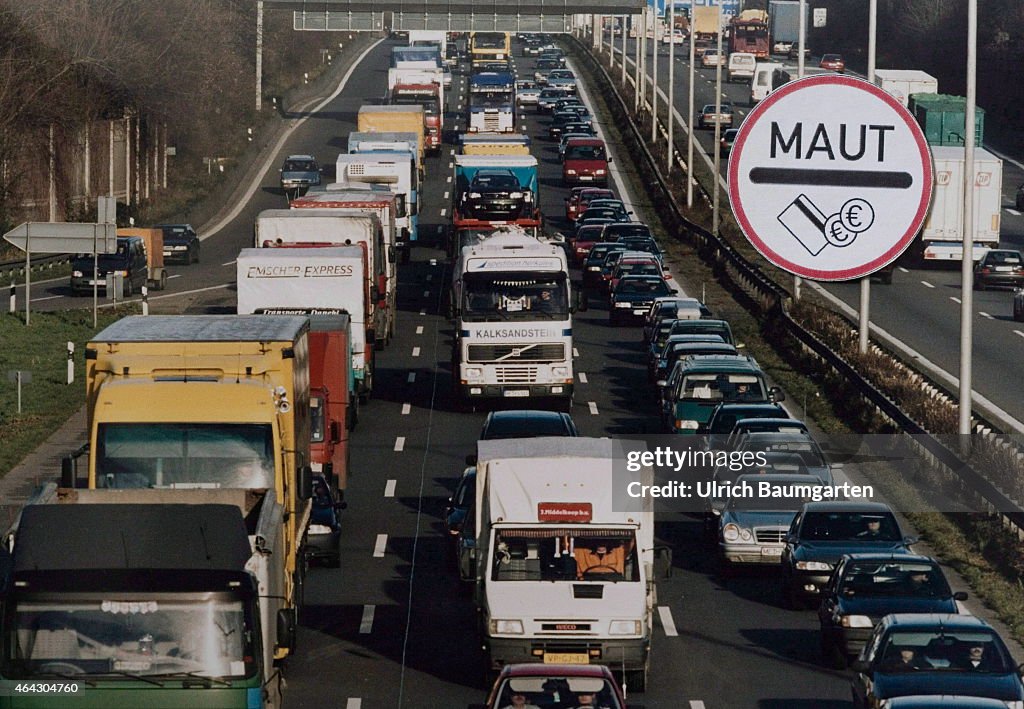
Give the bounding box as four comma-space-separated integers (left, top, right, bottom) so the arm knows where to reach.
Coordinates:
777, 194, 875, 257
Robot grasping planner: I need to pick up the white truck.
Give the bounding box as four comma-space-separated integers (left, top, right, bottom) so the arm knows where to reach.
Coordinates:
335, 152, 419, 248
471, 438, 655, 691
872, 69, 938, 107
917, 146, 1003, 262
409, 29, 446, 56
450, 228, 575, 407
237, 246, 374, 398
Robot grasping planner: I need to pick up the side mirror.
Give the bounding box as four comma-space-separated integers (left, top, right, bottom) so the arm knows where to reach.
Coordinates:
276, 608, 297, 653
61, 456, 75, 488
953, 591, 968, 601
769, 385, 785, 402
607, 156, 613, 163
329, 421, 341, 444
655, 380, 667, 388
465, 453, 477, 466
785, 533, 798, 545
388, 246, 396, 264
849, 659, 870, 674
903, 535, 919, 546
298, 464, 313, 500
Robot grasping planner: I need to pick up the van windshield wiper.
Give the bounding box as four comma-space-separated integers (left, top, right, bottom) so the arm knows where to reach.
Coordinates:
150, 670, 232, 687
102, 670, 165, 687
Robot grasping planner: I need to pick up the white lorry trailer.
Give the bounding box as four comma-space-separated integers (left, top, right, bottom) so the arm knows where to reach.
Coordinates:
872, 69, 938, 107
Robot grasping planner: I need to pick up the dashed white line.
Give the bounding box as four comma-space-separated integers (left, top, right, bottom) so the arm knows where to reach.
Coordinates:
921, 281, 935, 288
373, 534, 388, 558
436, 225, 444, 234
1014, 330, 1024, 338
448, 161, 454, 168
416, 325, 424, 334
30, 295, 62, 302
1007, 208, 1022, 217
579, 372, 588, 384
401, 403, 411, 415
423, 290, 430, 298
412, 346, 421, 357
950, 296, 962, 304
407, 372, 416, 383
898, 267, 910, 273
449, 148, 455, 155
440, 208, 447, 217
426, 274, 432, 282
689, 702, 707, 709
443, 191, 450, 199
573, 348, 580, 357
167, 274, 182, 280
446, 175, 452, 183
588, 401, 599, 415
980, 312, 993, 319
394, 436, 406, 451
359, 605, 375, 634
657, 605, 679, 637
384, 479, 396, 497
419, 308, 426, 316
221, 259, 237, 266
346, 699, 362, 709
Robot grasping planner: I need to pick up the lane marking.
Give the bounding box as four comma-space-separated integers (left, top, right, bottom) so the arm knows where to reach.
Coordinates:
579, 372, 588, 384
407, 372, 417, 383
347, 699, 363, 709
447, 175, 452, 183
449, 148, 455, 155
426, 274, 433, 282
443, 191, 450, 199
419, 308, 426, 316
373, 534, 388, 558
416, 325, 424, 335
921, 281, 935, 288
1014, 330, 1024, 338
440, 208, 447, 217
412, 346, 421, 357
30, 295, 62, 302
690, 702, 707, 709
402, 403, 412, 415
898, 267, 910, 273
448, 161, 454, 168
394, 436, 406, 451
1007, 208, 1021, 217
359, 605, 375, 634
588, 401, 599, 415
951, 296, 962, 304
573, 347, 580, 357
221, 259, 237, 266
423, 290, 430, 298
657, 605, 679, 637
980, 312, 993, 319
384, 479, 397, 497
167, 274, 183, 280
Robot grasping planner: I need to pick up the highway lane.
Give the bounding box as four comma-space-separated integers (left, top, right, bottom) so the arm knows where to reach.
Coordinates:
603, 35, 1024, 428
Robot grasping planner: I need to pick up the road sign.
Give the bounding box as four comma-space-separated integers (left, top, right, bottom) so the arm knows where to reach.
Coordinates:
3, 221, 118, 255
813, 8, 826, 27
728, 74, 933, 281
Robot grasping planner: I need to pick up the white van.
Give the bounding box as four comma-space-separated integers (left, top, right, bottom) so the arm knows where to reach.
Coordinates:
727, 52, 757, 83
750, 62, 782, 104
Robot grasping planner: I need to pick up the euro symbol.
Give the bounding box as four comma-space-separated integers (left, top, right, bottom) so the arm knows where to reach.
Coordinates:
839, 198, 874, 234
823, 214, 856, 248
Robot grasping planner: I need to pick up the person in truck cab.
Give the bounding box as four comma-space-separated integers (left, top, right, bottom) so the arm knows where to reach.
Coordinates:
574, 540, 631, 578
532, 288, 555, 312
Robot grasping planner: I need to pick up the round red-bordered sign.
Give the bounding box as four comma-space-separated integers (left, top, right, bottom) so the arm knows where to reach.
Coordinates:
728, 74, 933, 281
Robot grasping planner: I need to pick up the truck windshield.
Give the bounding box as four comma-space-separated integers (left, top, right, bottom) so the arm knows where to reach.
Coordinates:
4, 598, 255, 679
462, 272, 568, 321
95, 423, 275, 490
470, 92, 513, 109
491, 529, 639, 582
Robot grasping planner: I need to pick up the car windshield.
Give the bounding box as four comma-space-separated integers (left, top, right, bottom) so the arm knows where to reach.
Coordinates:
496, 676, 623, 709
576, 227, 605, 242
491, 529, 639, 582
680, 373, 767, 402
740, 439, 826, 468
839, 561, 952, 598
283, 160, 316, 172
616, 279, 670, 296
799, 511, 901, 542
607, 225, 651, 239
472, 173, 519, 189
879, 630, 1010, 673
565, 145, 606, 160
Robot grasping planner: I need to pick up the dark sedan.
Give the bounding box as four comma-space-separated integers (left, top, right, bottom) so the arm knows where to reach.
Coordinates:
850, 614, 1024, 709
973, 249, 1024, 290
157, 223, 200, 264
609, 275, 676, 325
443, 467, 475, 552
582, 243, 628, 290
819, 554, 966, 668
781, 501, 916, 608
479, 409, 579, 439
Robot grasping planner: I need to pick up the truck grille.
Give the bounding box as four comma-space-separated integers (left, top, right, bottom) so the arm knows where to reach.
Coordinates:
755, 529, 786, 544
495, 366, 538, 383
484, 113, 501, 131
468, 344, 564, 362
349, 164, 365, 176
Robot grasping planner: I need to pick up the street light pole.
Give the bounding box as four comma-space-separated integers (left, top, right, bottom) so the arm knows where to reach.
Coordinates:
959, 0, 978, 435
667, 2, 675, 170
651, 10, 659, 143
686, 16, 695, 208
858, 0, 878, 355
712, 15, 723, 237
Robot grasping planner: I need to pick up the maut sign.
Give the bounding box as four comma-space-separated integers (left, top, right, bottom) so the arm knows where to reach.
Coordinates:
728, 74, 933, 281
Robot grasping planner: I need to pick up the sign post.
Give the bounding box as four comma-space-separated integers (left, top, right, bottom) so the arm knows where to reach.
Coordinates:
728, 74, 933, 282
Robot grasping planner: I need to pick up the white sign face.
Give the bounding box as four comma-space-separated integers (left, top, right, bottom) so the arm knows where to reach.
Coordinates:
728, 74, 933, 281
813, 8, 827, 27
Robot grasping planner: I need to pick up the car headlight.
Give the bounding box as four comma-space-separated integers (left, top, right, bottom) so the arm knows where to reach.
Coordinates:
551, 366, 570, 378
72, 270, 83, 277
489, 619, 524, 635
608, 620, 641, 635
615, 301, 633, 308
587, 266, 601, 271
308, 524, 334, 535
839, 615, 874, 628
674, 419, 700, 430
722, 524, 752, 542
469, 192, 481, 199
465, 367, 483, 379
523, 192, 533, 201
795, 561, 833, 571
566, 169, 577, 175
595, 169, 606, 175
509, 192, 522, 199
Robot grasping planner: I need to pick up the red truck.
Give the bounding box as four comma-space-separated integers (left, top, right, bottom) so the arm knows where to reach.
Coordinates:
308, 314, 356, 498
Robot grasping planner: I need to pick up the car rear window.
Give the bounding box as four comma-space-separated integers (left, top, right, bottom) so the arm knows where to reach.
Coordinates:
482, 416, 570, 438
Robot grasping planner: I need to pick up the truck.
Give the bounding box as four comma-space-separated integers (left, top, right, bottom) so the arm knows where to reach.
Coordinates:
911, 94, 985, 148
1, 486, 290, 708
307, 314, 355, 495
347, 131, 422, 228
470, 437, 655, 690
289, 188, 399, 334
450, 228, 575, 406
67, 314, 314, 662
469, 31, 511, 69
468, 71, 516, 134
768, 0, 807, 55
915, 146, 1002, 262
408, 29, 446, 57
357, 105, 426, 174
459, 132, 532, 156
390, 45, 442, 70
728, 12, 769, 58
387, 67, 444, 155
692, 6, 721, 46
872, 69, 938, 107
453, 154, 541, 233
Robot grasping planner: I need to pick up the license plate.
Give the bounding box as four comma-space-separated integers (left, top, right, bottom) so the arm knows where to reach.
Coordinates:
88, 280, 103, 286
996, 266, 1013, 272
504, 389, 530, 398
761, 547, 783, 556
634, 309, 647, 315
579, 176, 593, 181
544, 653, 589, 664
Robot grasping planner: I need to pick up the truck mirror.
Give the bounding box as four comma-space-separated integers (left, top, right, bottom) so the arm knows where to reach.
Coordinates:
298, 464, 314, 500
60, 456, 75, 489
388, 246, 396, 265
465, 453, 477, 466
330, 421, 341, 443
276, 608, 297, 653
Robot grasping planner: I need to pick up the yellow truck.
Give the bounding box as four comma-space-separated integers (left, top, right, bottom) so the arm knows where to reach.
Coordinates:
459, 132, 531, 156
357, 104, 426, 171
67, 314, 313, 660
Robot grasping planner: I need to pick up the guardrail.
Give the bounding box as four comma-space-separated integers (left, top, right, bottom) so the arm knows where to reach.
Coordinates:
568, 33, 1024, 539
0, 253, 71, 279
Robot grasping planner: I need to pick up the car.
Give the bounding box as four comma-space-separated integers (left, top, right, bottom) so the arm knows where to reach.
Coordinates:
973, 249, 1024, 290
664, 353, 781, 433
156, 223, 200, 264
703, 402, 790, 450
552, 96, 584, 112
70, 235, 150, 297
279, 154, 321, 196
566, 187, 616, 221
651, 336, 738, 386
716, 473, 827, 571
443, 67, 453, 87
609, 256, 667, 293
516, 85, 542, 105
602, 222, 652, 244
443, 466, 476, 554
820, 53, 846, 72
577, 206, 629, 225
458, 169, 533, 221
559, 130, 595, 160
484, 664, 626, 709
787, 44, 812, 59
536, 88, 569, 112
819, 554, 966, 668
567, 223, 609, 266
479, 410, 579, 439
548, 110, 584, 141
586, 198, 628, 214
719, 128, 739, 156
850, 615, 1024, 709
700, 47, 726, 67
521, 40, 543, 56
884, 697, 1016, 709
306, 474, 344, 567
642, 296, 708, 343
724, 417, 810, 452
662, 28, 686, 45
698, 103, 734, 129
781, 500, 916, 609
563, 138, 611, 186
609, 275, 677, 325
582, 242, 628, 289
534, 58, 563, 84
733, 431, 836, 485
